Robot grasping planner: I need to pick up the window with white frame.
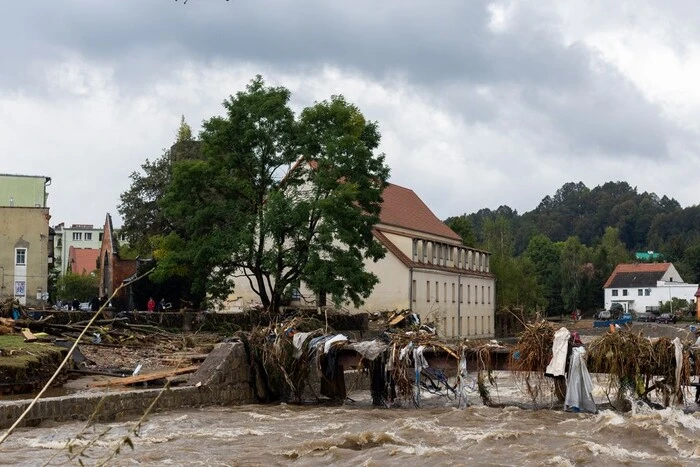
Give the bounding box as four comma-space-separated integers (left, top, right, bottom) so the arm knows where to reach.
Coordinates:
612, 290, 618, 296
15, 248, 26, 265
85, 232, 92, 241
72, 232, 82, 241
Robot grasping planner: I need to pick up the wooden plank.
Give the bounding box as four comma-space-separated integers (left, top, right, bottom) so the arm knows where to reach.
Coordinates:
89, 366, 199, 388
159, 354, 209, 362
388, 314, 405, 326
21, 328, 37, 342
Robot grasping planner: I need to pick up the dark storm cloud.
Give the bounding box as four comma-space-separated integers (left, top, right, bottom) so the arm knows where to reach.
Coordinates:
0, 0, 668, 158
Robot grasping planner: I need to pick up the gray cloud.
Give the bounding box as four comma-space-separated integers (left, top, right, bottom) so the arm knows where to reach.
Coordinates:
0, 0, 693, 224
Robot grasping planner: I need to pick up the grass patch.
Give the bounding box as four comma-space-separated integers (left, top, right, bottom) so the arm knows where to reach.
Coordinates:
0, 334, 67, 383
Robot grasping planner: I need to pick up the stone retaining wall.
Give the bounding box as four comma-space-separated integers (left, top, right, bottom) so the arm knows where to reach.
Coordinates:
0, 342, 253, 429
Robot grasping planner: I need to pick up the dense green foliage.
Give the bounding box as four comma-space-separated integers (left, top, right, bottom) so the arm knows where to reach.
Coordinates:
56, 273, 98, 303
446, 181, 699, 316
119, 76, 389, 311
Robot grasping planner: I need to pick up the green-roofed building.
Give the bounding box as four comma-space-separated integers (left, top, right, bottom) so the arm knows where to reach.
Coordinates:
635, 251, 664, 262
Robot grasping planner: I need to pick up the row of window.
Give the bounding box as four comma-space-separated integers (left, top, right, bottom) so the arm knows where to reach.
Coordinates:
412, 280, 491, 305
447, 314, 491, 338
411, 239, 489, 272
611, 288, 651, 297
71, 232, 103, 241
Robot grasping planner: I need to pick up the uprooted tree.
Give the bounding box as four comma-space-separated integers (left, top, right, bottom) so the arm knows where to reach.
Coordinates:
126, 76, 389, 311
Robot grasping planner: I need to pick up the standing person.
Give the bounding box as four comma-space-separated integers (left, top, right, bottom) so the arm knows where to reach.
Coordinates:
72, 298, 80, 311
147, 297, 156, 312
157, 298, 165, 312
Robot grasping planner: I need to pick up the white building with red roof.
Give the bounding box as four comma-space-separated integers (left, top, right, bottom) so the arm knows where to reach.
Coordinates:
228, 182, 496, 339
603, 262, 698, 314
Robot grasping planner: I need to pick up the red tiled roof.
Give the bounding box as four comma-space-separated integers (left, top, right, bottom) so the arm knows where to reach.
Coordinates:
603, 262, 671, 288
379, 184, 461, 241
68, 247, 99, 275
284, 160, 461, 241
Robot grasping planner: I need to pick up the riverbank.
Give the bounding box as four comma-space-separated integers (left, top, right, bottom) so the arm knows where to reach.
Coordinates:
0, 335, 67, 395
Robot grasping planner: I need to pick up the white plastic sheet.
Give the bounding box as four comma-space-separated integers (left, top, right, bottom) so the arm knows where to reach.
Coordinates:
545, 327, 570, 377
565, 346, 597, 414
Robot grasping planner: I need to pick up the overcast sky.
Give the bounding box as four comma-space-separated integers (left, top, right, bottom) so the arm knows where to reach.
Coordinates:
2, 1, 699, 228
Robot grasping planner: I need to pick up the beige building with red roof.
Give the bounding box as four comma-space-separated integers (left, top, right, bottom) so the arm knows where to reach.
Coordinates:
603, 262, 698, 314
228, 182, 496, 339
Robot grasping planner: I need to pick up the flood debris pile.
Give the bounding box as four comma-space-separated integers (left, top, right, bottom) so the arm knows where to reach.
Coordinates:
587, 331, 688, 407
239, 317, 329, 403
237, 314, 507, 409
510, 319, 700, 411
0, 298, 28, 321
0, 313, 216, 392
510, 321, 557, 405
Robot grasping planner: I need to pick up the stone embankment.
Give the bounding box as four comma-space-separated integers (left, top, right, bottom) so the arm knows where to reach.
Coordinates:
0, 342, 253, 429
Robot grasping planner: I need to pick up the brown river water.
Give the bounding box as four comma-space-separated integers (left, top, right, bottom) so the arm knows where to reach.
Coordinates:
1, 374, 700, 466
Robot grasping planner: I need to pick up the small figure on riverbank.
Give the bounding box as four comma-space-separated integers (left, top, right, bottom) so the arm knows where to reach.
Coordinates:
147, 297, 156, 312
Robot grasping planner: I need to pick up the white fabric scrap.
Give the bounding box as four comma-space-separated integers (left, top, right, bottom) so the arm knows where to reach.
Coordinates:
323, 334, 348, 354
565, 346, 597, 414
413, 345, 429, 372
387, 345, 396, 371
349, 341, 387, 361
292, 332, 313, 359
458, 354, 469, 408
545, 327, 570, 377
673, 337, 682, 392
399, 343, 413, 362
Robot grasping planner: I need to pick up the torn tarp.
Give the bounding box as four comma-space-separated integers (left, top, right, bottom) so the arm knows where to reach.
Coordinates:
292, 331, 314, 358
349, 340, 387, 361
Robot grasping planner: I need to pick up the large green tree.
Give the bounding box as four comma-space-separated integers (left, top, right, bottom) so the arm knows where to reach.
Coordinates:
480, 215, 544, 314
525, 234, 563, 316
444, 215, 477, 246
157, 77, 389, 311
56, 273, 99, 303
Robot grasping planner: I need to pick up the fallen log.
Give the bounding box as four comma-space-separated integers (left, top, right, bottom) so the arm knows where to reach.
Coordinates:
69, 369, 129, 378
89, 366, 199, 388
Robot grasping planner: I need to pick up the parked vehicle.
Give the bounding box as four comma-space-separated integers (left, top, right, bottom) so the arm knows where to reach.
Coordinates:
656, 313, 677, 324
636, 312, 656, 323
596, 310, 612, 320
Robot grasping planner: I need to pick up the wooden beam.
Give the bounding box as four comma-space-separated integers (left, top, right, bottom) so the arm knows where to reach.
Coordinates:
89, 366, 199, 388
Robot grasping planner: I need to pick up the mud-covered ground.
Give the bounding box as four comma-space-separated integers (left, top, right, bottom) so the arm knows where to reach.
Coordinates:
572, 319, 698, 343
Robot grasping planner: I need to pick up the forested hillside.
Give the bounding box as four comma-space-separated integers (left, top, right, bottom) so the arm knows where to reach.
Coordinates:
445, 181, 700, 316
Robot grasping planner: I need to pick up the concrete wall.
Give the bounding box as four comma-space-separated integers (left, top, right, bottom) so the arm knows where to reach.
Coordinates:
0, 206, 50, 306
0, 342, 254, 429
0, 174, 48, 208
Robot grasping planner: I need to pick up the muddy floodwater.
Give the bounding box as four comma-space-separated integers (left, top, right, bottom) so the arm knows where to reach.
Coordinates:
2, 375, 700, 466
